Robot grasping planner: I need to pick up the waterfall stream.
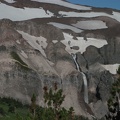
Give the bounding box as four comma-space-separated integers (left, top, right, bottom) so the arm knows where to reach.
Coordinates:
72, 53, 88, 104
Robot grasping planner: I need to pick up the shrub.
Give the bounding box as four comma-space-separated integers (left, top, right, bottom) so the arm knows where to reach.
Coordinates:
0, 107, 5, 116
74, 116, 89, 120
8, 105, 15, 113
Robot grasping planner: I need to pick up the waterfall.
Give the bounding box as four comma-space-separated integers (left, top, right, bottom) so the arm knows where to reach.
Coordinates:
72, 53, 88, 104
72, 53, 80, 71
81, 72, 88, 104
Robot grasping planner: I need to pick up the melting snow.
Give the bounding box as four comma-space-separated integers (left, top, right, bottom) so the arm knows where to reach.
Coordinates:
20, 50, 28, 59
61, 33, 108, 54
48, 22, 82, 33
31, 0, 91, 10
4, 0, 15, 3
17, 30, 47, 57
0, 3, 54, 21
72, 20, 107, 30
102, 64, 120, 74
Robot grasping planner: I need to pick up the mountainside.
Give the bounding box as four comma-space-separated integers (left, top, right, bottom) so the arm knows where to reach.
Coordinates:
0, 0, 120, 119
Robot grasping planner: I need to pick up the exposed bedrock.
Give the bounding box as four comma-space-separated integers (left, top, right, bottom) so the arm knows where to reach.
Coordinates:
76, 52, 87, 72
0, 60, 90, 116
83, 46, 104, 66
15, 21, 64, 41
45, 41, 73, 63
86, 64, 115, 119
100, 37, 120, 64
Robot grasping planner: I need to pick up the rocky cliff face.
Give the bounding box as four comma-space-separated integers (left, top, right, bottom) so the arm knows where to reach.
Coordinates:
0, 0, 120, 119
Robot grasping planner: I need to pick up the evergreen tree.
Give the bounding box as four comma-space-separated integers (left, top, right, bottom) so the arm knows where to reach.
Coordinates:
30, 93, 37, 119
106, 68, 120, 120
35, 83, 74, 120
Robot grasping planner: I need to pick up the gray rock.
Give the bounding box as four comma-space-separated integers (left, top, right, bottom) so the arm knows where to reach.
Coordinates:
0, 26, 22, 41
87, 65, 116, 119
0, 19, 15, 28
64, 72, 83, 91
73, 36, 78, 40
100, 37, 120, 64
45, 42, 73, 63
89, 100, 108, 119
84, 46, 104, 66
15, 21, 64, 42
76, 52, 87, 72
71, 46, 79, 50
0, 67, 42, 104
88, 67, 114, 102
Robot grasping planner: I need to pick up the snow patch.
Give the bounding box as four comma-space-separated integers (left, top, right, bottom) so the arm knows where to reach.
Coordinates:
4, 0, 15, 3
20, 50, 28, 59
31, 0, 91, 10
16, 40, 21, 44
52, 40, 58, 44
102, 64, 120, 74
0, 3, 54, 21
48, 22, 82, 33
112, 11, 120, 23
61, 33, 108, 54
17, 30, 47, 57
72, 20, 107, 30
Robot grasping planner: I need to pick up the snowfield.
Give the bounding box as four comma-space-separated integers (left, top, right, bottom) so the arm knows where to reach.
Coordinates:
61, 33, 108, 54
102, 64, 120, 74
1, 2, 120, 22
17, 31, 47, 57
72, 20, 108, 30
48, 22, 82, 33
0, 3, 54, 21
59, 11, 120, 22
31, 0, 91, 10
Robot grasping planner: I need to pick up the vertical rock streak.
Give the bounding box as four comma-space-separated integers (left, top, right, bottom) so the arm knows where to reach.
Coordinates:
72, 53, 88, 104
